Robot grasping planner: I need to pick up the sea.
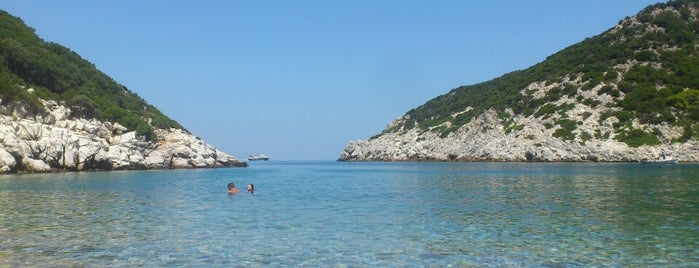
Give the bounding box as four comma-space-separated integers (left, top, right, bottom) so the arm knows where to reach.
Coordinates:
1, 161, 697, 267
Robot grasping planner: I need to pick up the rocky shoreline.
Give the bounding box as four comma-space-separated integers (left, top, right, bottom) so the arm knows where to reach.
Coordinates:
339, 109, 699, 163
0, 99, 246, 174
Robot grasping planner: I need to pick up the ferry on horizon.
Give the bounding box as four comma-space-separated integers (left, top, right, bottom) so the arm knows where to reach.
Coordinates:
248, 154, 270, 161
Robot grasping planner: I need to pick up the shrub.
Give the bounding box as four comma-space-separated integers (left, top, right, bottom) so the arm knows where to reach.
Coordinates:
553, 128, 575, 140
615, 128, 660, 147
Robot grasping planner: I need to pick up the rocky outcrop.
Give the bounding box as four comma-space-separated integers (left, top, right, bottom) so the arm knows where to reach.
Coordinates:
0, 99, 246, 173
339, 108, 699, 162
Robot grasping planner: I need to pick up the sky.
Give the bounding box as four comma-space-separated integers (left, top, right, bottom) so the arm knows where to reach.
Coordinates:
2, 0, 661, 160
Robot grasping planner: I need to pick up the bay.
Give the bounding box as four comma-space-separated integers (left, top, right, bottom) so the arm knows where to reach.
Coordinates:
1, 162, 697, 267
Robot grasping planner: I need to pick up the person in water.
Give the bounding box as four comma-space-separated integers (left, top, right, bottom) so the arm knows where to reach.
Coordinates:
247, 183, 254, 193
227, 183, 240, 194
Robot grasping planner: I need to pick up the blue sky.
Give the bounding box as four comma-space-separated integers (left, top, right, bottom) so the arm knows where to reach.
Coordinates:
2, 0, 660, 160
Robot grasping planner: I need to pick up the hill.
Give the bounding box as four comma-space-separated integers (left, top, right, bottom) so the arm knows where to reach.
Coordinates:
0, 10, 181, 141
0, 10, 246, 172
340, 0, 699, 162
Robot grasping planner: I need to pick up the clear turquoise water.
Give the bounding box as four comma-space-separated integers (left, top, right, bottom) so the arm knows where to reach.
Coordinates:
1, 162, 697, 267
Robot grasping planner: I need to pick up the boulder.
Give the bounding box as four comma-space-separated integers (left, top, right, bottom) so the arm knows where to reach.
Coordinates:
0, 149, 16, 173
22, 157, 51, 173
170, 157, 191, 169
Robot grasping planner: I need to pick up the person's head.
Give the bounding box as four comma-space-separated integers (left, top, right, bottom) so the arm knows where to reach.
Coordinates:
247, 183, 254, 193
228, 183, 235, 190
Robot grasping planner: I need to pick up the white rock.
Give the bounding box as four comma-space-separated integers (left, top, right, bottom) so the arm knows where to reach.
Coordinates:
0, 148, 16, 173
113, 123, 128, 134
22, 157, 51, 172
170, 157, 191, 168
144, 151, 167, 168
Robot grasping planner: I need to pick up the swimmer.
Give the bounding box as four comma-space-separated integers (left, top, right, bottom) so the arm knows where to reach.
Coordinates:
227, 182, 240, 194
247, 183, 254, 193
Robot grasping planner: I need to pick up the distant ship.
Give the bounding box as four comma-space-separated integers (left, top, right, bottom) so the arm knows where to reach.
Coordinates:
247, 154, 270, 161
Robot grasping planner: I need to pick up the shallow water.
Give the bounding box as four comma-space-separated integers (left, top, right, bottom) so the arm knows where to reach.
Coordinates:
1, 162, 697, 267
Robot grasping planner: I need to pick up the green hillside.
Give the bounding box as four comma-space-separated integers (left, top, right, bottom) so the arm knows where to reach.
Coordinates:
383, 0, 699, 147
0, 10, 183, 141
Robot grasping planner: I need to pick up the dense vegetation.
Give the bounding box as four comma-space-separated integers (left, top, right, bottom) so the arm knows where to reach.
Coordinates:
0, 11, 183, 140
384, 0, 699, 147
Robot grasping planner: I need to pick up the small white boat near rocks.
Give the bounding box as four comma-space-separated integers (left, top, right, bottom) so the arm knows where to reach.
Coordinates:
640, 150, 678, 164
640, 158, 678, 164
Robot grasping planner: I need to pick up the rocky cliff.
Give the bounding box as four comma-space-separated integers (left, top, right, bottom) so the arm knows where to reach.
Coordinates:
339, 0, 699, 162
0, 97, 246, 173
340, 109, 699, 162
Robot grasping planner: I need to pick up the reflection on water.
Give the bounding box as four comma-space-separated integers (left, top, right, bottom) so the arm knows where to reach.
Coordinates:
1, 163, 697, 267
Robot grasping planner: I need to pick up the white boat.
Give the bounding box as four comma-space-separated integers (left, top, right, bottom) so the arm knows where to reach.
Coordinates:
247, 154, 269, 161
640, 158, 678, 164
640, 150, 677, 164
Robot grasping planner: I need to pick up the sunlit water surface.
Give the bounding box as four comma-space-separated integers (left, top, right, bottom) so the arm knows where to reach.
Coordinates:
1, 162, 697, 267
